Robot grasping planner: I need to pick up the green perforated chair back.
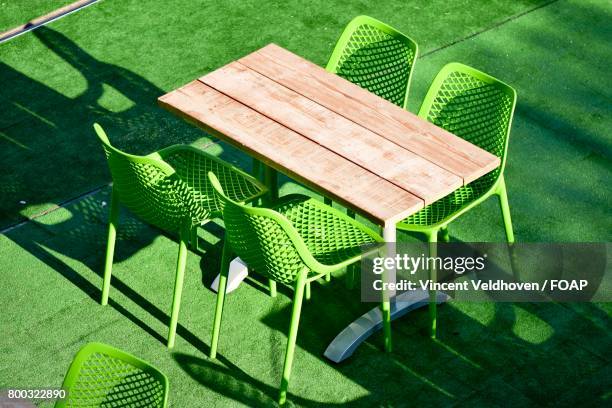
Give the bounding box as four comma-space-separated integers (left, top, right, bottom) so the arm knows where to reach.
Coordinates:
208, 173, 316, 285
418, 63, 517, 177
56, 342, 169, 408
326, 15, 418, 108
95, 124, 189, 232
163, 147, 264, 216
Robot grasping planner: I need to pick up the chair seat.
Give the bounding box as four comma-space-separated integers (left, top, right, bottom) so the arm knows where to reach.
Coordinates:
399, 170, 499, 228
162, 147, 266, 223
273, 195, 382, 268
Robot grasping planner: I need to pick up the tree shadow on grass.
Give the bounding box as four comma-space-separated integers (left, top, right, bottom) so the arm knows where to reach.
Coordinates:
1, 26, 235, 352
1, 27, 269, 344
194, 280, 610, 406
3, 4, 611, 406
173, 351, 380, 407
0, 26, 209, 228
4, 192, 224, 352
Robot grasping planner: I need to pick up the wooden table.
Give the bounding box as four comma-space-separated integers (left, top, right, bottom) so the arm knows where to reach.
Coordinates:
159, 43, 500, 361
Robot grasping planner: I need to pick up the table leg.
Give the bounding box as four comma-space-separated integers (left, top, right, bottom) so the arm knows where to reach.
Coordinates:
323, 289, 450, 363
323, 223, 450, 363
210, 257, 249, 294
381, 224, 395, 352
263, 165, 278, 204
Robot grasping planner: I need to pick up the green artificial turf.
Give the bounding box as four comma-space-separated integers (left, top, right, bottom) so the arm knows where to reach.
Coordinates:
0, 0, 552, 229
0, 0, 611, 407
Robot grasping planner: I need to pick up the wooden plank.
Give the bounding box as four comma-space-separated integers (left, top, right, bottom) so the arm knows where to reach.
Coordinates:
199, 62, 463, 204
239, 44, 500, 183
158, 81, 423, 224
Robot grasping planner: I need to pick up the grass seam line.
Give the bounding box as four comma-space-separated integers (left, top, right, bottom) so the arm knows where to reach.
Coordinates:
0, 182, 110, 234
421, 0, 560, 58
1, 139, 221, 234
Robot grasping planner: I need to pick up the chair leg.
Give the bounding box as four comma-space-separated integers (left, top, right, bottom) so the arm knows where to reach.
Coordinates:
190, 226, 199, 252
210, 241, 231, 359
278, 270, 307, 406
380, 267, 392, 353
101, 189, 120, 306
269, 279, 277, 298
381, 300, 392, 353
305, 282, 311, 300
346, 264, 355, 289
345, 262, 360, 290
167, 226, 189, 349
497, 177, 515, 244
252, 158, 261, 179
427, 230, 438, 339
498, 177, 518, 280
325, 273, 331, 282
440, 225, 450, 243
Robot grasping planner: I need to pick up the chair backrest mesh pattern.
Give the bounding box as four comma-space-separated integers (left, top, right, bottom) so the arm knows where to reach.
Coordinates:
164, 150, 263, 221
328, 16, 417, 108
100, 143, 188, 232
209, 175, 306, 285
273, 197, 375, 266
421, 64, 516, 177
225, 206, 306, 284
63, 351, 166, 408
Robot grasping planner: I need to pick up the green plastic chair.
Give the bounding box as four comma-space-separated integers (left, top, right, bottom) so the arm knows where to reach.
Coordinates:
396, 63, 517, 337
323, 15, 418, 211
95, 123, 266, 348
326, 15, 419, 109
55, 342, 169, 408
206, 172, 386, 405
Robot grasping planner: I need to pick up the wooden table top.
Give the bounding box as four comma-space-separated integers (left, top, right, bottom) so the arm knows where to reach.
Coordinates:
159, 44, 500, 225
